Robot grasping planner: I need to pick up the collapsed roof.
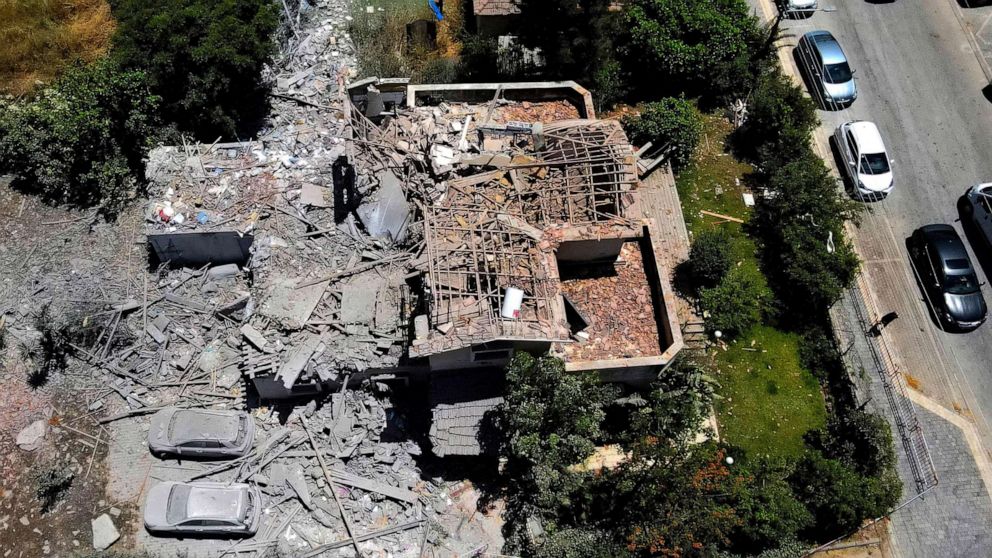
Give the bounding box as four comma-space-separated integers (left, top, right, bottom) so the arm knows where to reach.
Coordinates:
414, 119, 641, 357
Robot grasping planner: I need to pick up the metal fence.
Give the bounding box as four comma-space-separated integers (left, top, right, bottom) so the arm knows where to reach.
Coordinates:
848, 272, 939, 493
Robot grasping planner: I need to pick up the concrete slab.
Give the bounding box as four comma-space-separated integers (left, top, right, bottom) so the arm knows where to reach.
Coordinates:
356, 171, 410, 243
260, 277, 329, 329
340, 278, 381, 324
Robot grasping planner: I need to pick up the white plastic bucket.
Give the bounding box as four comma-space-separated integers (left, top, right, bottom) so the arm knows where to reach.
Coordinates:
500, 287, 524, 319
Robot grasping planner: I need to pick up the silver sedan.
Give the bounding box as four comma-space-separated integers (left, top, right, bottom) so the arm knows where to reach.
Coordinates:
144, 481, 262, 536
148, 408, 255, 458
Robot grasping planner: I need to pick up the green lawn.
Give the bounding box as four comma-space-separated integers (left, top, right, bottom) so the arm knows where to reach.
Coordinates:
713, 326, 827, 459
678, 115, 827, 460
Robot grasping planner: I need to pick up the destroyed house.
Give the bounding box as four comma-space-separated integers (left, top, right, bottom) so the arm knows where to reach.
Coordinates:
472, 0, 521, 36
410, 119, 682, 382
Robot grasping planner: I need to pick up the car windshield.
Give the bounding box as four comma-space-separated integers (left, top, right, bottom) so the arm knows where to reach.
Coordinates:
860, 152, 890, 175
946, 270, 980, 295
824, 61, 852, 84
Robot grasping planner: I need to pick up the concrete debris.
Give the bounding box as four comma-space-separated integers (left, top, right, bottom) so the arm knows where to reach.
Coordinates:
16, 419, 48, 451
355, 171, 411, 243
4, 2, 683, 554
91, 514, 120, 551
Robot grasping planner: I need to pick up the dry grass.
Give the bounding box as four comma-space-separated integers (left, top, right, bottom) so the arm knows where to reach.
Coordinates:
0, 0, 115, 96
350, 0, 461, 83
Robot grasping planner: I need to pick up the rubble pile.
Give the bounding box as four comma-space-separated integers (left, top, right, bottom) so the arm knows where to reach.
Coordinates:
177, 390, 497, 557
559, 241, 665, 362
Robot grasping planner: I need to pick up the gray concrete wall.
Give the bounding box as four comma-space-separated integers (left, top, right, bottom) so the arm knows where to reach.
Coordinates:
406, 81, 595, 119
427, 340, 552, 371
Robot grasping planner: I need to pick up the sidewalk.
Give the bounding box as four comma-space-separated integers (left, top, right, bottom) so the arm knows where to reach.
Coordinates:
832, 287, 992, 557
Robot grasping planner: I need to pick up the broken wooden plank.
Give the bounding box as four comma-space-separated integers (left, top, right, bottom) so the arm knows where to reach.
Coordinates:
700, 210, 745, 224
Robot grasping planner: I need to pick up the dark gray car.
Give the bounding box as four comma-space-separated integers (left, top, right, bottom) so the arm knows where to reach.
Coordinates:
144, 481, 261, 536
909, 224, 987, 331
148, 408, 255, 458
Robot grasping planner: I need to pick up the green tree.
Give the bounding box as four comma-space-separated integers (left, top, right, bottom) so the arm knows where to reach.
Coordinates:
0, 60, 159, 215
623, 0, 765, 104
495, 352, 617, 554
534, 528, 625, 558
110, 0, 279, 138
613, 358, 717, 447
700, 265, 770, 337
737, 69, 819, 172
788, 450, 901, 541
517, 0, 626, 108
731, 458, 812, 552
686, 229, 734, 292
597, 443, 745, 557
622, 97, 702, 171
755, 151, 860, 312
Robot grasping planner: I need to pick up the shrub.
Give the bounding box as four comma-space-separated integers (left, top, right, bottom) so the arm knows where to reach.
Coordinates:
621, 97, 702, 170
610, 358, 717, 447
110, 0, 279, 138
804, 409, 897, 478
798, 325, 843, 382
737, 69, 819, 172
755, 151, 860, 311
0, 60, 158, 215
686, 229, 734, 291
789, 450, 901, 541
700, 265, 769, 337
623, 0, 765, 105
732, 458, 812, 552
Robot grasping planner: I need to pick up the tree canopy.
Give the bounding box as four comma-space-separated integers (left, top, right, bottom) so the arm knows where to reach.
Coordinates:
0, 60, 159, 215
623, 0, 764, 103
110, 0, 279, 139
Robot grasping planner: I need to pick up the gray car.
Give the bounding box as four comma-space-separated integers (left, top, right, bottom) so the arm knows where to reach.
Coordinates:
963, 183, 992, 248
148, 408, 255, 458
909, 224, 987, 331
144, 481, 261, 536
796, 30, 857, 108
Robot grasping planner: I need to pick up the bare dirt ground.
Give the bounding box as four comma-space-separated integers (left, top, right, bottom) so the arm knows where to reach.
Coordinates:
0, 178, 146, 554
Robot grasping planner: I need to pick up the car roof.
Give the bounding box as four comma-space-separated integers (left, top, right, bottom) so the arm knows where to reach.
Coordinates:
186, 484, 246, 520
922, 225, 970, 262
848, 122, 886, 154
806, 31, 847, 64
170, 410, 241, 443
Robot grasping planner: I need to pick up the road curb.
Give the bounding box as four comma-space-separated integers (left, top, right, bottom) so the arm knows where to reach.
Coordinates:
946, 0, 992, 83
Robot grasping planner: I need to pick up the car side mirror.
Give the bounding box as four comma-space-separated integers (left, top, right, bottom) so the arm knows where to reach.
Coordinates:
890, 159, 895, 164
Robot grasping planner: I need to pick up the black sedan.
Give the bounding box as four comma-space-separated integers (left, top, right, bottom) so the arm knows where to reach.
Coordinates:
909, 225, 987, 331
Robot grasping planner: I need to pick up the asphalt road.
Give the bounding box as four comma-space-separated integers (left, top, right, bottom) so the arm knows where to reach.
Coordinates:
752, 0, 992, 456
